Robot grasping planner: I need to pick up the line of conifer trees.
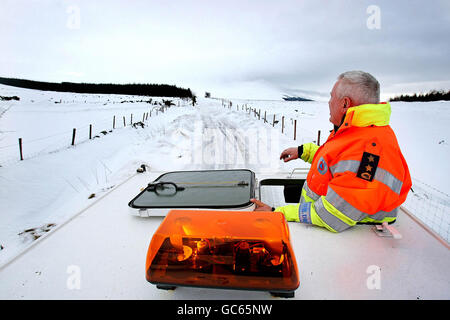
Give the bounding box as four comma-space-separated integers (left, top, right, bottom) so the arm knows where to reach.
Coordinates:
389, 89, 450, 102
0, 77, 193, 98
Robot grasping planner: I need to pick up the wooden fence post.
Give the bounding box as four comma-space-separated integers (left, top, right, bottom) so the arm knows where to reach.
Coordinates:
317, 130, 321, 146
72, 128, 76, 146
18, 138, 23, 161
113, 115, 115, 129
294, 120, 297, 141
89, 124, 92, 139
123, 116, 126, 127
264, 111, 267, 123
282, 116, 285, 133
273, 114, 276, 127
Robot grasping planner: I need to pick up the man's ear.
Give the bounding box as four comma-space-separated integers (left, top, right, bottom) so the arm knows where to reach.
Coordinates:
342, 97, 352, 110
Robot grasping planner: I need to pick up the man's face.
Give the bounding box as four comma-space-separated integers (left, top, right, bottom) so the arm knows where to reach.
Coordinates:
328, 80, 347, 127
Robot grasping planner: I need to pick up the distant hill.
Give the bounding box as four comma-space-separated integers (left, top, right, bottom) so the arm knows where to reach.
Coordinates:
282, 95, 314, 101
0, 77, 193, 98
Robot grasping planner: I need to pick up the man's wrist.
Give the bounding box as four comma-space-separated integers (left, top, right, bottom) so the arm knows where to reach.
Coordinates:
297, 145, 303, 159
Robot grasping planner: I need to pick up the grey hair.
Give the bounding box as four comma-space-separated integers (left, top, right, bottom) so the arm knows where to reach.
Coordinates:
336, 71, 380, 105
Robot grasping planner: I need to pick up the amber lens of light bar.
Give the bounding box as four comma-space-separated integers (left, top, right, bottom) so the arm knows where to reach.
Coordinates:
146, 210, 299, 292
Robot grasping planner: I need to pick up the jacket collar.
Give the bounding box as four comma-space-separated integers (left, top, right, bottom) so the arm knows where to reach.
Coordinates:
336, 102, 391, 133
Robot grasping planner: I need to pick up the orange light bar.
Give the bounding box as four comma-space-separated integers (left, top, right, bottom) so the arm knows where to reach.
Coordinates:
146, 210, 300, 297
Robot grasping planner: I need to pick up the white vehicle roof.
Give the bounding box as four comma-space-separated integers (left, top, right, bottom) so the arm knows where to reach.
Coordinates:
0, 170, 449, 300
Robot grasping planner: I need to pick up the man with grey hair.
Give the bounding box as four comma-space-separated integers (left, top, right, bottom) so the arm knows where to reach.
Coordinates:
252, 71, 412, 233
336, 70, 380, 105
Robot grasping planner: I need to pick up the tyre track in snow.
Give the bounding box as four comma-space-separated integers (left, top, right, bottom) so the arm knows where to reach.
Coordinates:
198, 107, 250, 170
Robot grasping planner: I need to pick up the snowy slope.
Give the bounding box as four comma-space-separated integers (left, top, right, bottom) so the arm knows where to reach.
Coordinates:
0, 84, 449, 266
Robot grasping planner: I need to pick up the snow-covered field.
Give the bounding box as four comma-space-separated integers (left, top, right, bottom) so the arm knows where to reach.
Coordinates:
0, 84, 449, 266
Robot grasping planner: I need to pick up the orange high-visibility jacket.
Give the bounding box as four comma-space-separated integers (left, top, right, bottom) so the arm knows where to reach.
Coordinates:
275, 102, 412, 232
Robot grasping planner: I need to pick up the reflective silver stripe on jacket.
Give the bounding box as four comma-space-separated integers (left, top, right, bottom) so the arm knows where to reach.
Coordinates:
374, 168, 403, 194
303, 180, 320, 201
330, 160, 359, 176
330, 160, 403, 194
312, 187, 399, 232
314, 197, 353, 232
369, 207, 399, 220
325, 187, 367, 222
326, 187, 399, 220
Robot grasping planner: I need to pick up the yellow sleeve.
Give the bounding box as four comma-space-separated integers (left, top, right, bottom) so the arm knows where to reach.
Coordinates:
300, 143, 319, 164
274, 204, 300, 222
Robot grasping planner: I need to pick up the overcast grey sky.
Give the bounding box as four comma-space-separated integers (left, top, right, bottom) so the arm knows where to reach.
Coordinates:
1, 0, 449, 99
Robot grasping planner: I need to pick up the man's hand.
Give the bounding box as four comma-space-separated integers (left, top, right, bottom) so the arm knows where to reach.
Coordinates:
280, 147, 299, 162
250, 198, 273, 211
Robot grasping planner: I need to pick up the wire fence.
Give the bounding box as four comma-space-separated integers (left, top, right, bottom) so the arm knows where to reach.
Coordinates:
0, 114, 131, 166
0, 101, 188, 166
403, 178, 450, 243
220, 99, 322, 146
